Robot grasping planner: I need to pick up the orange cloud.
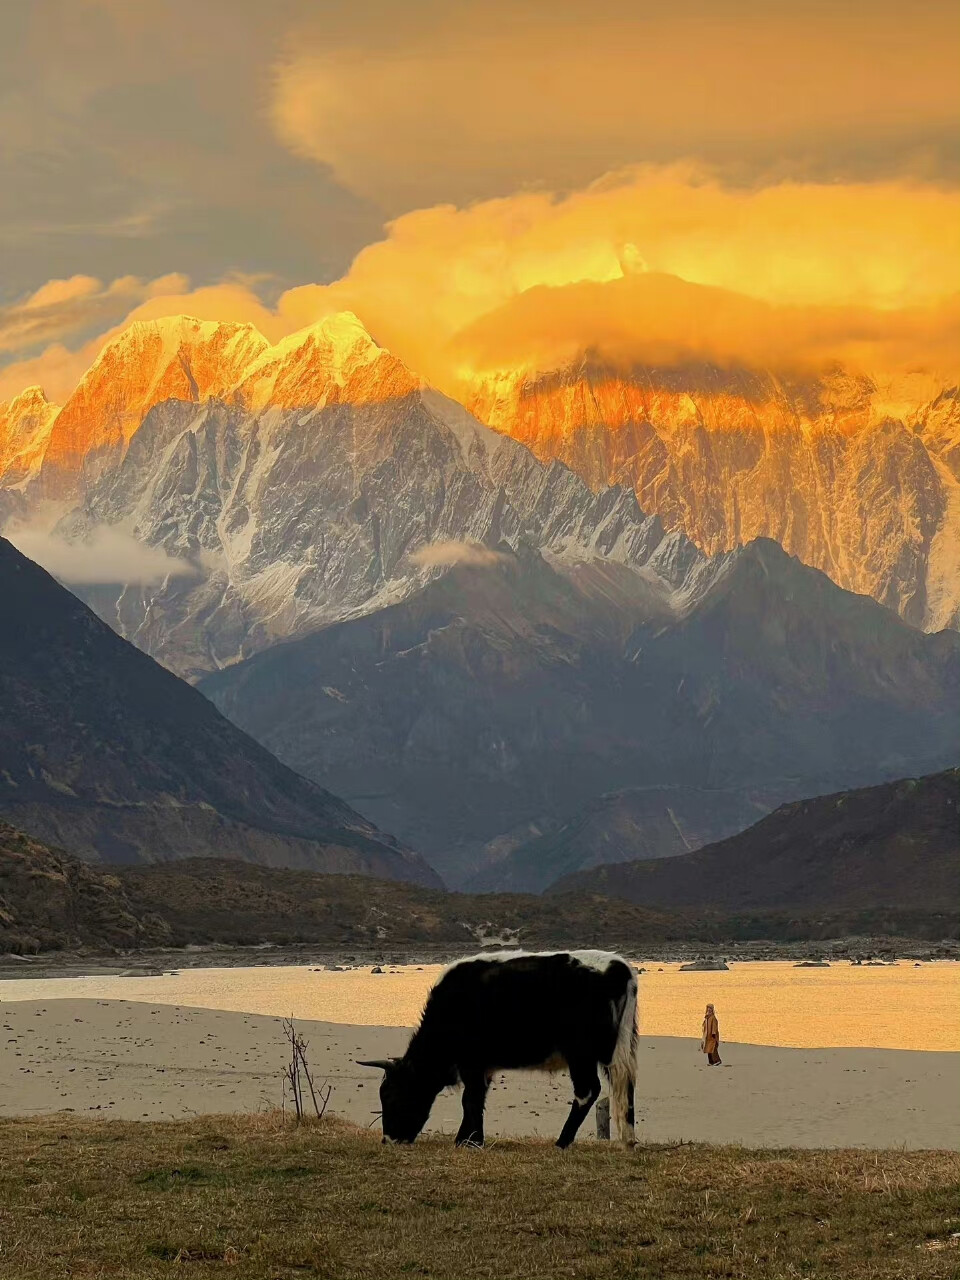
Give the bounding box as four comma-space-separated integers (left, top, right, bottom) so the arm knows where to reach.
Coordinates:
0, 273, 188, 356
3, 168, 959, 407
122, 279, 286, 340
0, 277, 279, 403
274, 167, 960, 389
450, 272, 960, 388
0, 343, 94, 407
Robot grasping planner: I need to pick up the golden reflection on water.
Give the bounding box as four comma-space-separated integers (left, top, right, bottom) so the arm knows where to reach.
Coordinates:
1, 960, 957, 1052
633, 961, 959, 1051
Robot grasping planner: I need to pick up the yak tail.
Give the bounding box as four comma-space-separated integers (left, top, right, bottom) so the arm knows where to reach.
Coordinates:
605, 970, 639, 1146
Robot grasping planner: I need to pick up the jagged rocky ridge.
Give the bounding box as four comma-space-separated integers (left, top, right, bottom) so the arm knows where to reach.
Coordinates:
3, 318, 958, 645
469, 364, 960, 632
1, 315, 729, 680
0, 537, 438, 886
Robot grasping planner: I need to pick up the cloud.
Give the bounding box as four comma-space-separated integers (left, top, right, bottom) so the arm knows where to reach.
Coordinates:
451, 273, 960, 387
124, 279, 286, 339
0, 273, 188, 356
271, 167, 960, 389
271, 0, 960, 207
0, 276, 281, 403
410, 541, 510, 569
6, 523, 199, 585
0, 2, 380, 308
0, 344, 93, 407
3, 167, 958, 408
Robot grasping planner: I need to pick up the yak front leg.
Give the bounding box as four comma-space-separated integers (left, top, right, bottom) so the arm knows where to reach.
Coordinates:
456, 1068, 489, 1147
557, 1060, 601, 1149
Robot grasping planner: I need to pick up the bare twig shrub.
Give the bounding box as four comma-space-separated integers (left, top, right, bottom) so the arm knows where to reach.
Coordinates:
282, 1017, 332, 1122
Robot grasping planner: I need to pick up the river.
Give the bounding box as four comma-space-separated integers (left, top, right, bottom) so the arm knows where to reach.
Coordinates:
1, 958, 956, 1050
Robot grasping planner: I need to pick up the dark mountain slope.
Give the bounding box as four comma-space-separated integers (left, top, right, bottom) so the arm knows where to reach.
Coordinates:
468, 786, 773, 894
0, 822, 169, 952
615, 537, 959, 793
0, 538, 438, 886
202, 549, 678, 885
200, 540, 960, 887
551, 770, 960, 910
3, 826, 954, 957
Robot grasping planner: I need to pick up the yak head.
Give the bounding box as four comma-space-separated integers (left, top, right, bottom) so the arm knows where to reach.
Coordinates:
356, 1057, 436, 1144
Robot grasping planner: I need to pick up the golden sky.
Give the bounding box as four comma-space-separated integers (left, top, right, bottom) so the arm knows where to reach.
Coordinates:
1, 0, 958, 401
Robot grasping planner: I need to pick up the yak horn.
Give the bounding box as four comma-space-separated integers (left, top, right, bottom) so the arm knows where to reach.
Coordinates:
356, 1058, 396, 1070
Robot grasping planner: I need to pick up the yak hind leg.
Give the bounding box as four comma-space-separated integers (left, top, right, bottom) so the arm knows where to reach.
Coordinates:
556, 1060, 601, 1149
456, 1068, 489, 1147
605, 1062, 637, 1147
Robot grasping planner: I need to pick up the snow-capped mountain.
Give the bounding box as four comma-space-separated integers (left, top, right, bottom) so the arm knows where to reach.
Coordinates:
32, 317, 270, 497
0, 384, 59, 485
467, 362, 960, 631
1, 314, 726, 679
3, 316, 957, 652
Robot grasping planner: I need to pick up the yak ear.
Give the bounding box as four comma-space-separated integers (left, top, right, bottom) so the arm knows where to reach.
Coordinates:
356, 1058, 398, 1071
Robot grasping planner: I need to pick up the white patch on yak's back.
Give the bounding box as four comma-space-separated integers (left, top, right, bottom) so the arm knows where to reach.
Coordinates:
445, 948, 629, 977
569, 949, 629, 975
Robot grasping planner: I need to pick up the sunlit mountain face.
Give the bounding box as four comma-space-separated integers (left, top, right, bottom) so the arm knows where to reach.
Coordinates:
1, 305, 957, 636
1, 313, 418, 499
467, 360, 960, 631
0, 311, 702, 678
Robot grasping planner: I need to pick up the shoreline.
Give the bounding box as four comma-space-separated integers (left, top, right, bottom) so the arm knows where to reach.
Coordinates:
3, 935, 957, 982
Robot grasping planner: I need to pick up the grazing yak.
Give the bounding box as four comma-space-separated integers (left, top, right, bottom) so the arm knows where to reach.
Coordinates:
359, 949, 638, 1148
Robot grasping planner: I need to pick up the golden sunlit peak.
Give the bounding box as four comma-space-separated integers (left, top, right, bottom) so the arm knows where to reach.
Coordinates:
17, 306, 422, 486
98, 313, 268, 355
0, 383, 60, 478
265, 310, 382, 363
235, 310, 417, 412
8, 385, 52, 409
312, 310, 379, 346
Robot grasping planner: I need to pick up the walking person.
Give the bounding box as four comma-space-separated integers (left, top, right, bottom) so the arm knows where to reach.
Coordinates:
700, 1003, 722, 1065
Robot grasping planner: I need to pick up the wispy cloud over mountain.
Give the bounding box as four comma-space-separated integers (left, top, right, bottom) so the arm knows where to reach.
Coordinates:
410, 541, 510, 570
7, 522, 198, 586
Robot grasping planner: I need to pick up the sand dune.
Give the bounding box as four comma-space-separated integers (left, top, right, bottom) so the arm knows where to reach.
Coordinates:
1, 999, 956, 1150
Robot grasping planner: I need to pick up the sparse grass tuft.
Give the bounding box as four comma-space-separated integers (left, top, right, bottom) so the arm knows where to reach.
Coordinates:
0, 1111, 957, 1279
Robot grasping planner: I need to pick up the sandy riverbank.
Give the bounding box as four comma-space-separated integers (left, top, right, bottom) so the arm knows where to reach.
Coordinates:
1, 998, 956, 1149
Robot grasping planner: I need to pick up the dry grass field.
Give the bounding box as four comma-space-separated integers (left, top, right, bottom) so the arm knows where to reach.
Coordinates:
0, 1113, 958, 1279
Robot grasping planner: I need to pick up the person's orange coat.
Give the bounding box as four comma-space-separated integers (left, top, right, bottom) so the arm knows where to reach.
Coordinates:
700, 1004, 721, 1064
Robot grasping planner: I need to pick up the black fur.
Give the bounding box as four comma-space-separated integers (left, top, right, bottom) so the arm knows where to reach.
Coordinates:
364, 951, 637, 1148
